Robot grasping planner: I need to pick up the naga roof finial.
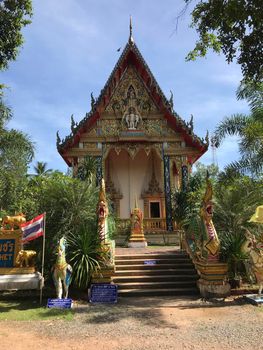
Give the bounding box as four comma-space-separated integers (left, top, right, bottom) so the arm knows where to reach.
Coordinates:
56, 130, 61, 147
129, 15, 134, 45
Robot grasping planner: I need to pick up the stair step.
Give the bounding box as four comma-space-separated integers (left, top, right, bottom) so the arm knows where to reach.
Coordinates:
118, 288, 199, 297
115, 258, 191, 265
114, 269, 197, 276
113, 274, 199, 283
115, 264, 194, 271
116, 281, 197, 289
115, 253, 188, 260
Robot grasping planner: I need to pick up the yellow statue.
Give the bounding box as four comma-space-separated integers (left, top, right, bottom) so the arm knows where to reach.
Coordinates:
15, 250, 37, 268
242, 206, 263, 295
128, 197, 147, 247
97, 179, 109, 242
200, 175, 220, 257
131, 198, 144, 236
2, 213, 26, 230
249, 205, 263, 224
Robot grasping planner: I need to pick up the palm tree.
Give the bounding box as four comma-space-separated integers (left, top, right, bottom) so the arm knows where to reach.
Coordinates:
213, 82, 263, 176
34, 161, 52, 176
76, 156, 97, 182
214, 176, 263, 279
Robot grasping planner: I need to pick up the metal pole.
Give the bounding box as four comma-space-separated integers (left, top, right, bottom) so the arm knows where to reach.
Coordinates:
39, 212, 46, 305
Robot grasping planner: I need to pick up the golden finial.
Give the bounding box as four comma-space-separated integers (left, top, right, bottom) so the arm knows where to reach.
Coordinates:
203, 172, 213, 203
129, 15, 134, 45
99, 178, 107, 203
135, 195, 138, 209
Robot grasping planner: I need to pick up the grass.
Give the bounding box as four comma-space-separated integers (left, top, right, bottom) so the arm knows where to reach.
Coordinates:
0, 300, 74, 321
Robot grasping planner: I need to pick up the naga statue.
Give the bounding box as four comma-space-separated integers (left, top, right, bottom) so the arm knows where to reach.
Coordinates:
242, 205, 263, 295
199, 175, 220, 259
92, 179, 115, 283
184, 174, 230, 298
52, 237, 72, 299
186, 173, 220, 262
97, 178, 109, 242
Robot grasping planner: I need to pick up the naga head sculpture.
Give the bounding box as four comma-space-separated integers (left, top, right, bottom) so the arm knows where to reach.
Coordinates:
98, 179, 108, 219
200, 172, 214, 223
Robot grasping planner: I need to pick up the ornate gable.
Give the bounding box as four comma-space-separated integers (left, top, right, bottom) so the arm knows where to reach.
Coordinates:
105, 66, 157, 117
57, 27, 208, 166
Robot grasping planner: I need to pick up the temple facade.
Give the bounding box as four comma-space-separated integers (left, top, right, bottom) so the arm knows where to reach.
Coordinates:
57, 24, 208, 239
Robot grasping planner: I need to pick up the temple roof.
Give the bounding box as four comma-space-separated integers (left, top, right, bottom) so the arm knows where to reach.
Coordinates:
57, 26, 208, 165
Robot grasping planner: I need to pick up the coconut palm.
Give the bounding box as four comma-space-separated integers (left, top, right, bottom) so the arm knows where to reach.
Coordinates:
213, 82, 263, 176
34, 161, 52, 176
76, 156, 97, 182
213, 176, 263, 279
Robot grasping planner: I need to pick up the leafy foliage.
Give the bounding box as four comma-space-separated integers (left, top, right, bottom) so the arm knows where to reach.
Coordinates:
185, 0, 263, 83
33, 161, 52, 176
76, 156, 98, 182
214, 176, 263, 278
0, 0, 33, 71
173, 162, 219, 230
214, 177, 263, 234
213, 82, 263, 176
0, 97, 34, 211
67, 223, 102, 289
220, 231, 248, 278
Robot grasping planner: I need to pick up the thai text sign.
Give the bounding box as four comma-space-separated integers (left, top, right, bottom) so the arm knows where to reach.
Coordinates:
47, 298, 72, 309
90, 284, 118, 303
0, 239, 15, 267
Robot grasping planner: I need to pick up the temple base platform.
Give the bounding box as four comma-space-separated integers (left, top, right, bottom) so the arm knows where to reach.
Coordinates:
0, 272, 43, 290
128, 241, 148, 248
197, 278, 231, 298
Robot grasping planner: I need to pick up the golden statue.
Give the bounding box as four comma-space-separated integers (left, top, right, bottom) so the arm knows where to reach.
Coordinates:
242, 206, 263, 295
15, 250, 37, 268
2, 213, 26, 230
128, 197, 147, 248
97, 179, 109, 242
200, 175, 220, 257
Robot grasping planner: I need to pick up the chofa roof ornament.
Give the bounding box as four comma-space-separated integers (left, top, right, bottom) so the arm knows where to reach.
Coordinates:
129, 16, 134, 45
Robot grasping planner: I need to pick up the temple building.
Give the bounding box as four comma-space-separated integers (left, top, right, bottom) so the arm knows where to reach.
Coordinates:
57, 21, 208, 241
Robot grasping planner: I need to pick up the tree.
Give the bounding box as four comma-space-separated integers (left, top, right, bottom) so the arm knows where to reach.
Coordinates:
0, 0, 34, 212
185, 0, 263, 83
0, 99, 34, 211
33, 161, 52, 176
0, 0, 33, 71
213, 82, 263, 176
214, 176, 263, 279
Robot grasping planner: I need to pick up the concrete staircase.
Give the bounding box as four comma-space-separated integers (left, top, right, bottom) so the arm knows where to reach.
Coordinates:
113, 251, 199, 297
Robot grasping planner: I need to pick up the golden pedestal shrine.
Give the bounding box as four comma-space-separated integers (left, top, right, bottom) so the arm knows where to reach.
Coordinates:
0, 218, 42, 290
128, 200, 147, 248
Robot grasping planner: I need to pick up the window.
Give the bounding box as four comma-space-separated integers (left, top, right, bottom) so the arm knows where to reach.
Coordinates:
150, 202, 160, 218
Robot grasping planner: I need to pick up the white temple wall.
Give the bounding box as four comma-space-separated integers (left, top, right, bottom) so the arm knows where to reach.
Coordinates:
107, 149, 160, 219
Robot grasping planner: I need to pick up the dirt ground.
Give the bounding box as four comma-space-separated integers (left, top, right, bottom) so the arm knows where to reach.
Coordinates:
0, 296, 263, 350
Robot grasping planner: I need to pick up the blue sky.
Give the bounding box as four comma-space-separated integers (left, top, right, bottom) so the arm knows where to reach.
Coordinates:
1, 0, 248, 173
